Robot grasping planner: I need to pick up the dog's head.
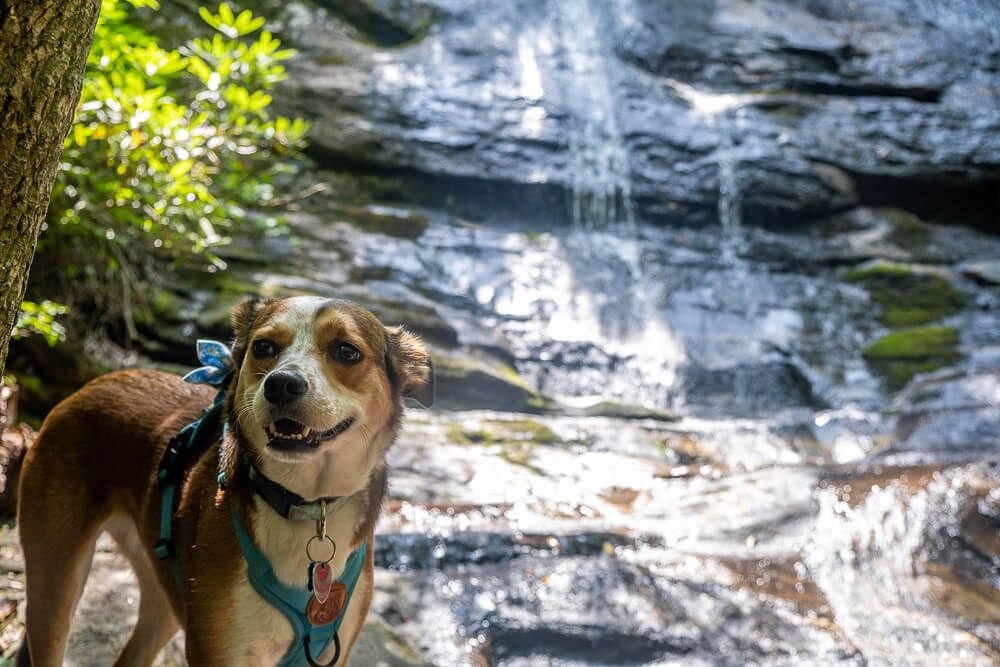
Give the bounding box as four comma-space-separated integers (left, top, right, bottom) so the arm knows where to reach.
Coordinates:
228, 296, 433, 462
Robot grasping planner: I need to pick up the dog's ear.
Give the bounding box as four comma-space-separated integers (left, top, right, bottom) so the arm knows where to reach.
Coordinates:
231, 297, 274, 363
384, 326, 434, 408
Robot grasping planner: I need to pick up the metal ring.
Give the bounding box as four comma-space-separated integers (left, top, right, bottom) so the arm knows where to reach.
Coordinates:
306, 534, 337, 563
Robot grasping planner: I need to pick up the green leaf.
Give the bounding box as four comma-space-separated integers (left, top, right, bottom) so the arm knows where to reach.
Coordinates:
14, 301, 68, 346
218, 3, 234, 26
234, 9, 265, 36
198, 6, 220, 31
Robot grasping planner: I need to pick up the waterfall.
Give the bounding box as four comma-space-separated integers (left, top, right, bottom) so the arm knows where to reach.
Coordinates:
716, 123, 743, 233
556, 0, 635, 228
716, 114, 746, 267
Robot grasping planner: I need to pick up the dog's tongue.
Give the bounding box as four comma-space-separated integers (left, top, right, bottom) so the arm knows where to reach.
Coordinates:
274, 418, 305, 435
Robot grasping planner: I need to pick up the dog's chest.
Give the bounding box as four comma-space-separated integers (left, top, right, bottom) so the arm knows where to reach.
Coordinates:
222, 501, 359, 665
228, 583, 297, 665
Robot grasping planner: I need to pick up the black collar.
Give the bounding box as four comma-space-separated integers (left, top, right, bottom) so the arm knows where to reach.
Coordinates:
248, 464, 352, 521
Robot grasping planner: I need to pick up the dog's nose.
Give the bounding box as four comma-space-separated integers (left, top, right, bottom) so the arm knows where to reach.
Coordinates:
263, 370, 309, 406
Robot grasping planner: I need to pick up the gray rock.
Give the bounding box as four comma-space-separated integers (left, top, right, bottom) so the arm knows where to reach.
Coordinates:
879, 355, 1000, 462
260, 0, 1000, 227
349, 616, 434, 666
960, 260, 1000, 286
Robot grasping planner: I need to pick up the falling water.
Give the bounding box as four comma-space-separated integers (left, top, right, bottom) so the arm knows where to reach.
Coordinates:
556, 0, 635, 228
717, 125, 743, 234
716, 109, 750, 269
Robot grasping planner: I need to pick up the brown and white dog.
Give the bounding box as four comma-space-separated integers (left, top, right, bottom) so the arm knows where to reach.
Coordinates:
17, 296, 433, 666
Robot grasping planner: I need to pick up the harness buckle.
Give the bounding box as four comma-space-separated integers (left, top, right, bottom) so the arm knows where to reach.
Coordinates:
157, 441, 181, 486
155, 537, 175, 560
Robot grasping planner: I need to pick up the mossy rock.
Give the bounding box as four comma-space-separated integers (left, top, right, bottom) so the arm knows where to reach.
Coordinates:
433, 353, 553, 413
863, 326, 963, 390
879, 207, 931, 249
583, 400, 679, 422
349, 265, 394, 283
334, 204, 429, 239
316, 172, 407, 206
447, 424, 498, 445
493, 418, 560, 444
844, 262, 965, 328
499, 442, 544, 475
447, 418, 559, 446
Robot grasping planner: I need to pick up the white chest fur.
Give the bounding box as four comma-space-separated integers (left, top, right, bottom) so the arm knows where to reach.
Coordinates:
224, 495, 364, 666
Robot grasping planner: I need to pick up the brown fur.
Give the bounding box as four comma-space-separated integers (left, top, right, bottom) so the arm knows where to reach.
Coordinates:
17, 297, 432, 665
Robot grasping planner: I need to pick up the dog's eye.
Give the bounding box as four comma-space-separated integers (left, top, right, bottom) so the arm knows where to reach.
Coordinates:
251, 339, 277, 359
331, 342, 362, 365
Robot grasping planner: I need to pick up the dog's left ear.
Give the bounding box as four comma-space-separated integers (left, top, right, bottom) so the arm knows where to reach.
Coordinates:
384, 326, 434, 408
231, 297, 275, 363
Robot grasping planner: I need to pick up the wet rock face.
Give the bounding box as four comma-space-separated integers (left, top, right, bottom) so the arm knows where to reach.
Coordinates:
268, 0, 1000, 226
881, 359, 1000, 463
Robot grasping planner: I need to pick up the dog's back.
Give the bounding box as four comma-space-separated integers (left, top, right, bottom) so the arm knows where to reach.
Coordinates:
17, 369, 213, 666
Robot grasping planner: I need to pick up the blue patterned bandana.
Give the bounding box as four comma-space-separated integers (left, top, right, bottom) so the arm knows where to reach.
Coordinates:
183, 339, 235, 386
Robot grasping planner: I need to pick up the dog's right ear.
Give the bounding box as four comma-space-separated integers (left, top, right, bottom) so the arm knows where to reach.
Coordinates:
231, 297, 273, 363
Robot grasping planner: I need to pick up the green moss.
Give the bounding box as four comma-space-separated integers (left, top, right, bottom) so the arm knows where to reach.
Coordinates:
349, 265, 393, 283
863, 326, 963, 390
491, 418, 560, 444
446, 418, 559, 446
844, 262, 965, 328
500, 442, 544, 475
525, 394, 559, 412
334, 205, 429, 239
356, 174, 405, 202
494, 362, 532, 391
583, 400, 680, 422
880, 207, 930, 249
316, 53, 351, 66
446, 424, 497, 445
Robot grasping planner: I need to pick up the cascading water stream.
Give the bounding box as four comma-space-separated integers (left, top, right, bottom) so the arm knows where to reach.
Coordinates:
556, 0, 636, 230
714, 107, 761, 324
716, 115, 745, 265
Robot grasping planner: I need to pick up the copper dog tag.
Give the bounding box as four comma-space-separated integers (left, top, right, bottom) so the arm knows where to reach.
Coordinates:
306, 581, 348, 626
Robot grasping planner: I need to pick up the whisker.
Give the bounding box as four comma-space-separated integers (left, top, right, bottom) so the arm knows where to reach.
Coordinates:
360, 424, 376, 466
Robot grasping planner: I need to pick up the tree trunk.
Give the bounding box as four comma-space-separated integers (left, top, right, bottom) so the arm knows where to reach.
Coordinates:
0, 0, 102, 376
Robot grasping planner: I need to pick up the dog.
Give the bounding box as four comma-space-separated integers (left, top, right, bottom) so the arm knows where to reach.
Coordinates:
17, 296, 433, 665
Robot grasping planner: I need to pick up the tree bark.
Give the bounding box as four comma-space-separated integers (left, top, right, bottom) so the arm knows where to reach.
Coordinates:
0, 0, 102, 376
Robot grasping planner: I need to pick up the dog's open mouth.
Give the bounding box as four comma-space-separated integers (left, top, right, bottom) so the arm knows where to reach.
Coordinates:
265, 415, 356, 451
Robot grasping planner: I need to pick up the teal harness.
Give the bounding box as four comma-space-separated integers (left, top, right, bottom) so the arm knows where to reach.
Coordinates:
156, 391, 367, 666
231, 511, 367, 667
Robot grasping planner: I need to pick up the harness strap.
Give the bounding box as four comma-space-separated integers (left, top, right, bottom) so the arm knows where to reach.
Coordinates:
231, 510, 368, 667
156, 393, 225, 585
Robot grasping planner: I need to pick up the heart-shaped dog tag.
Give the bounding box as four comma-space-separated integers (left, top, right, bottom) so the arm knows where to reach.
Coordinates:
311, 561, 333, 604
